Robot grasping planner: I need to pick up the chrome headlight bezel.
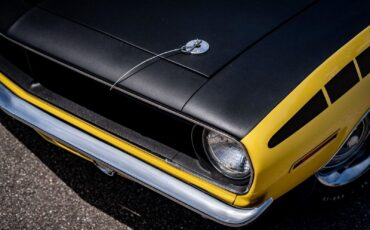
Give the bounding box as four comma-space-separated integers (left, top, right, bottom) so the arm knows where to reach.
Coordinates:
202, 129, 253, 180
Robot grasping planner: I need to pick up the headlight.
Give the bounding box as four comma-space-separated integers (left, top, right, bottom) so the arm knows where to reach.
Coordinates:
203, 130, 251, 180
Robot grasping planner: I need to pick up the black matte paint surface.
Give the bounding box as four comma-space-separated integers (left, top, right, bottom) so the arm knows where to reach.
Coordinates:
325, 62, 359, 103
2, 0, 370, 139
357, 47, 370, 78
0, 0, 35, 32
40, 0, 314, 77
268, 91, 328, 148
6, 9, 207, 111
183, 0, 370, 138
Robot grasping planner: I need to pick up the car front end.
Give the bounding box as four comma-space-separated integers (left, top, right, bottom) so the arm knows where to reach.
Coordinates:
0, 0, 369, 226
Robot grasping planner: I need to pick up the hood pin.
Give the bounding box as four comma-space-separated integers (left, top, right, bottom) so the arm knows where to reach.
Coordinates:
182, 39, 209, 55
110, 39, 209, 90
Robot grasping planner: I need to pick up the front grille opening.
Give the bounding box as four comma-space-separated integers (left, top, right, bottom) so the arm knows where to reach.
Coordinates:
29, 52, 197, 157
0, 36, 195, 156
0, 36, 250, 193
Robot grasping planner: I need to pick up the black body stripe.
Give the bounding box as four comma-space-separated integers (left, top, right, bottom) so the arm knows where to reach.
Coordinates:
357, 47, 370, 78
268, 91, 328, 148
325, 62, 359, 103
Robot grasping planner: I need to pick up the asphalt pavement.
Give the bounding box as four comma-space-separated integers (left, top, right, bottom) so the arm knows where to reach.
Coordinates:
0, 111, 369, 230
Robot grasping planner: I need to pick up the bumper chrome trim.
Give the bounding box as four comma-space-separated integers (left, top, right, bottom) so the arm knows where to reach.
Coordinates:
0, 83, 272, 226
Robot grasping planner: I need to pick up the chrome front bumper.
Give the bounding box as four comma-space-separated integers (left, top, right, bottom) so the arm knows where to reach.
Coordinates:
0, 83, 272, 226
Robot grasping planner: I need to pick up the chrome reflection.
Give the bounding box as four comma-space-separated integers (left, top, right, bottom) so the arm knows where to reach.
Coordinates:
316, 110, 370, 187
0, 83, 272, 226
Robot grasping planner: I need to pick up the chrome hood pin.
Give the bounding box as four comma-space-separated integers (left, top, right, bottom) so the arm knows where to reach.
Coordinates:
182, 39, 210, 55
110, 39, 209, 90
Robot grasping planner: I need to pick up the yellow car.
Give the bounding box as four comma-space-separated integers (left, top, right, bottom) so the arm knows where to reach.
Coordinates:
0, 0, 369, 226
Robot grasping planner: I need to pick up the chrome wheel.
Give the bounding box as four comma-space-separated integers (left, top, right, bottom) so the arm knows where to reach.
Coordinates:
316, 112, 370, 187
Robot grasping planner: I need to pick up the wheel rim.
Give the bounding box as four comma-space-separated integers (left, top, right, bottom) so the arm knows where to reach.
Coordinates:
316, 111, 370, 187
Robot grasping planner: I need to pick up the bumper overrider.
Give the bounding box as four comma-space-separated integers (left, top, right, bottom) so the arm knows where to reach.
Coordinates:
0, 78, 273, 226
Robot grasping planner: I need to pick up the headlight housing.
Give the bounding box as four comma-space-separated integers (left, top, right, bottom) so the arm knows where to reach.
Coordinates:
203, 130, 251, 180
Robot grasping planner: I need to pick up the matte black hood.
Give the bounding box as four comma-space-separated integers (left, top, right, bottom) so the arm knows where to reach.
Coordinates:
182, 0, 369, 137
39, 0, 314, 77
2, 0, 370, 138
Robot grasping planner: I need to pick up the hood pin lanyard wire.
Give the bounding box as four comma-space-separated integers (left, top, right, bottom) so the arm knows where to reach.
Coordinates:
110, 39, 209, 91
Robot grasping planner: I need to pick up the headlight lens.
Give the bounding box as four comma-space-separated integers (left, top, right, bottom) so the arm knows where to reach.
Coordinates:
203, 130, 251, 180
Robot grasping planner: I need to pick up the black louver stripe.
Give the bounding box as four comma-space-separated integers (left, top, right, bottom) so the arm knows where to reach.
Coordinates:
357, 47, 370, 78
325, 62, 359, 103
268, 91, 328, 148
269, 46, 367, 148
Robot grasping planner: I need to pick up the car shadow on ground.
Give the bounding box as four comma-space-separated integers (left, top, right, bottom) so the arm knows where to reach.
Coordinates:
1, 111, 369, 229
